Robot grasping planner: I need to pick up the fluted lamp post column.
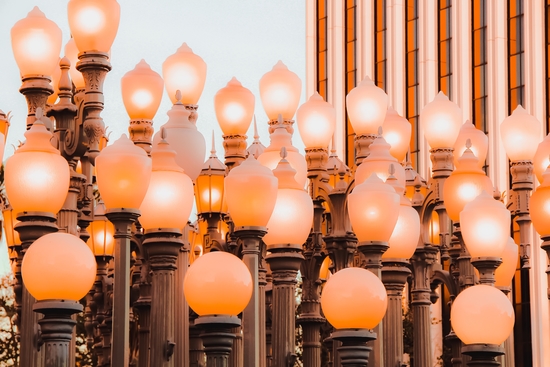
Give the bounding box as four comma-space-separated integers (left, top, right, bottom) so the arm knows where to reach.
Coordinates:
225, 155, 278, 367
381, 171, 420, 367
139, 138, 195, 366
264, 149, 313, 367
4, 120, 71, 367
215, 77, 255, 169
21, 233, 96, 367
321, 267, 388, 366
450, 285, 515, 367
348, 174, 400, 367
11, 7, 62, 128
95, 135, 152, 367
184, 252, 253, 367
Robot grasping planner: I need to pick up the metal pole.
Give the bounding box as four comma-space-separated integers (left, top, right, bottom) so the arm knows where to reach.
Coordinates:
234, 226, 266, 367
142, 229, 183, 367
266, 247, 303, 367
462, 344, 504, 367
106, 208, 140, 367
33, 301, 83, 367
332, 329, 377, 367
195, 316, 241, 367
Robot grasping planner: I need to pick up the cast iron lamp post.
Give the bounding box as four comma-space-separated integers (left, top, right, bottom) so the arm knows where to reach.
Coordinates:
184, 251, 253, 367
95, 134, 152, 367
264, 149, 313, 367
21, 232, 96, 367
450, 285, 515, 367
321, 267, 388, 366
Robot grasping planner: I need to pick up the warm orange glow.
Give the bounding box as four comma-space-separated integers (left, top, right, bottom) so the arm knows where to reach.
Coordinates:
68, 0, 120, 53
121, 59, 164, 120
321, 267, 387, 329
184, 251, 252, 316
152, 103, 206, 181
88, 203, 115, 257
163, 43, 207, 105
5, 122, 69, 214
139, 141, 194, 230
533, 133, 550, 184
259, 61, 302, 121
453, 121, 488, 168
215, 77, 255, 135
355, 135, 406, 187
346, 76, 388, 135
22, 232, 97, 301
64, 39, 86, 89
429, 211, 440, 245
420, 92, 463, 149
263, 156, 313, 247
195, 149, 227, 215
383, 191, 420, 259
495, 238, 519, 288
225, 155, 278, 227
2, 209, 20, 247
296, 92, 336, 149
500, 106, 541, 162
95, 134, 152, 210
348, 174, 400, 242
382, 107, 411, 162
451, 284, 514, 345
531, 169, 550, 237
460, 192, 510, 258
11, 7, 62, 76
443, 148, 493, 222
258, 125, 307, 188
319, 257, 332, 281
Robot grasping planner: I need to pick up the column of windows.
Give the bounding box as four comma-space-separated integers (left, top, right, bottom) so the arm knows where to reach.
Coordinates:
317, 0, 328, 101
345, 0, 358, 168
405, 0, 419, 171
438, 0, 452, 98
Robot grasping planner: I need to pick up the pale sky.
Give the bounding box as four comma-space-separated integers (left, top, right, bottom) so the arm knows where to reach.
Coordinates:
0, 0, 306, 274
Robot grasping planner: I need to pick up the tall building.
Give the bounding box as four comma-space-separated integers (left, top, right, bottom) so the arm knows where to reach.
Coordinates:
306, 1, 550, 366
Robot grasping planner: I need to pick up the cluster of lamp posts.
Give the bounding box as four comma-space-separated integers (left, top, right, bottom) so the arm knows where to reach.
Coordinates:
5, 1, 550, 367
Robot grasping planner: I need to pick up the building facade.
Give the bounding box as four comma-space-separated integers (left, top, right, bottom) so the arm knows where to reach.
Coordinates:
306, 0, 550, 366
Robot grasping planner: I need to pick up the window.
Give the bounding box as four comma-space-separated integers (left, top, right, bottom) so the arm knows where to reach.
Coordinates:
438, 0, 452, 98
317, 0, 328, 101
374, 0, 387, 92
345, 0, 358, 167
546, 0, 550, 133
472, 0, 488, 134
405, 0, 419, 171
508, 0, 524, 113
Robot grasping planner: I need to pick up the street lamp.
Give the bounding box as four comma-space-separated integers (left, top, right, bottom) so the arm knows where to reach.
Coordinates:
21, 232, 96, 367
184, 251, 252, 366
321, 267, 387, 366
450, 285, 515, 366
381, 106, 411, 163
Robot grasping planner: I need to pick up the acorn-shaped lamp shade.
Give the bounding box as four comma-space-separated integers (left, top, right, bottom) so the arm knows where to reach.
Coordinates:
348, 174, 400, 243
184, 251, 252, 316
95, 134, 152, 210
495, 238, 519, 288
459, 192, 510, 258
530, 168, 550, 237
346, 76, 388, 135
225, 155, 278, 227
355, 134, 406, 188
296, 92, 336, 149
500, 105, 541, 162
11, 7, 62, 76
139, 139, 194, 230
68, 0, 120, 53
381, 107, 411, 162
321, 267, 387, 329
87, 201, 115, 256
215, 77, 255, 136
162, 43, 207, 105
453, 120, 488, 168
64, 38, 86, 90
121, 59, 164, 120
22, 232, 97, 301
420, 92, 463, 149
451, 284, 514, 345
259, 61, 302, 121
5, 118, 70, 214
533, 133, 550, 184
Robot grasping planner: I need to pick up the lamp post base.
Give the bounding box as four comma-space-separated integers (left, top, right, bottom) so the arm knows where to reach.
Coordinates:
461, 344, 504, 367
196, 315, 242, 367
33, 300, 83, 367
332, 329, 377, 367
